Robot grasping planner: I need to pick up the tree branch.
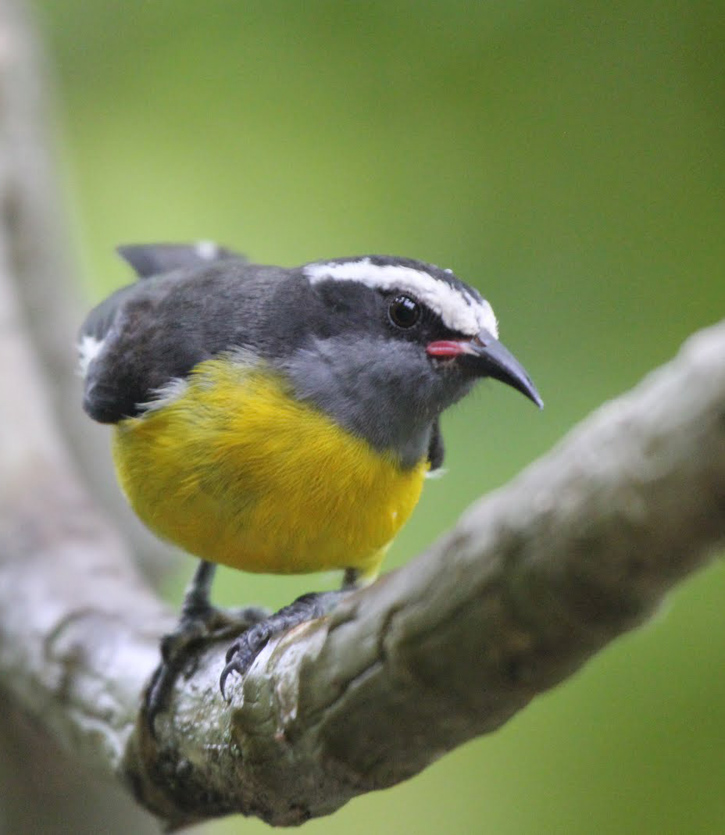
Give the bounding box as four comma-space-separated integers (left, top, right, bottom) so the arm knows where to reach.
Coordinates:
3, 239, 725, 829
2, 2, 725, 832
125, 317, 725, 829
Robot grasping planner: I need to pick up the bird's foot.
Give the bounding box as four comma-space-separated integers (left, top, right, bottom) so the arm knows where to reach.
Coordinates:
219, 590, 347, 699
144, 602, 269, 735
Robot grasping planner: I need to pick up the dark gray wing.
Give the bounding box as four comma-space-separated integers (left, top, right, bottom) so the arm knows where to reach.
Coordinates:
427, 418, 445, 471
117, 241, 247, 278
78, 251, 300, 424
78, 274, 196, 423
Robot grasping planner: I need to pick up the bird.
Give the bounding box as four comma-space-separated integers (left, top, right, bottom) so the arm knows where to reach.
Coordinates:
78, 241, 542, 725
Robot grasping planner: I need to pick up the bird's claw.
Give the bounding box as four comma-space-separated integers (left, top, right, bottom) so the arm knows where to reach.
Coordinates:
143, 603, 269, 736
218, 589, 349, 700
220, 628, 263, 698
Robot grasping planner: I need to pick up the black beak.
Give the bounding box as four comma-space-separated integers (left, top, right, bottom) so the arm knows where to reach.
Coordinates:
467, 329, 543, 408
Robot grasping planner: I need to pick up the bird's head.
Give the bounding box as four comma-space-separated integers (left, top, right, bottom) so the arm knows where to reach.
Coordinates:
276, 255, 542, 466
301, 255, 541, 405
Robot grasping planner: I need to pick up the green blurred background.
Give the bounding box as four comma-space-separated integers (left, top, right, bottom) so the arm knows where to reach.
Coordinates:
35, 1, 725, 832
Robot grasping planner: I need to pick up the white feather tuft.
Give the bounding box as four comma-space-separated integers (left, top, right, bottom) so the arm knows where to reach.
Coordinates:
77, 334, 105, 378
137, 377, 189, 413
425, 467, 448, 480
195, 240, 220, 260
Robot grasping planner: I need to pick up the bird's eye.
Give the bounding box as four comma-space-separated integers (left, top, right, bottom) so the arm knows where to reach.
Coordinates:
388, 295, 421, 329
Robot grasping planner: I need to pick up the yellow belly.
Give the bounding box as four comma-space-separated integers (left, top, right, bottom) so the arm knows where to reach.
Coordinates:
112, 358, 428, 580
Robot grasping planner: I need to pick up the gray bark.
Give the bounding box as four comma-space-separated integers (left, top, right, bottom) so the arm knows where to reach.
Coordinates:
1, 0, 725, 832
0, 1, 168, 832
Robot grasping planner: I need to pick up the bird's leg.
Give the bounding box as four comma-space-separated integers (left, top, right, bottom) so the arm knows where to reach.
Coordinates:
177, 560, 269, 633
144, 560, 268, 732
219, 568, 362, 699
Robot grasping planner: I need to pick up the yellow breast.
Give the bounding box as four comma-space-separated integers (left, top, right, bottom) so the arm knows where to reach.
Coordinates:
112, 358, 428, 580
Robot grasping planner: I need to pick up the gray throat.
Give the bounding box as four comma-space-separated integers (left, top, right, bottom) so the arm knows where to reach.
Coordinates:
280, 337, 453, 469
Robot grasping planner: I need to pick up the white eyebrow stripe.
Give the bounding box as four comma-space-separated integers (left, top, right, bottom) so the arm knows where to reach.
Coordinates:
304, 258, 498, 337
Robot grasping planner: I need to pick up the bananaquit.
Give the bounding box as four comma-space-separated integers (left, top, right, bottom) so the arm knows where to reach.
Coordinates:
78, 242, 542, 720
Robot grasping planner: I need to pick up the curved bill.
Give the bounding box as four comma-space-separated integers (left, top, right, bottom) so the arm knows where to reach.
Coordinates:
469, 329, 543, 408
427, 329, 543, 408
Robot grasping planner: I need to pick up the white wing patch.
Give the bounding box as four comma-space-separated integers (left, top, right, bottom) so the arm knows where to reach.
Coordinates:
304, 258, 499, 337
77, 334, 106, 378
